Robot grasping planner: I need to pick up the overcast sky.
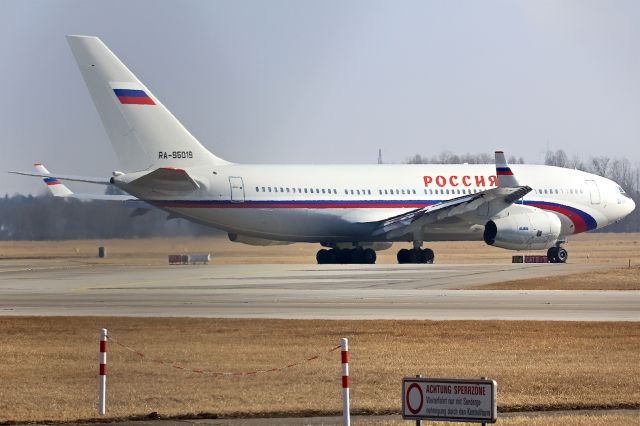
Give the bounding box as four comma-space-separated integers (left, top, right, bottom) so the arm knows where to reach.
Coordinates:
3, 0, 640, 195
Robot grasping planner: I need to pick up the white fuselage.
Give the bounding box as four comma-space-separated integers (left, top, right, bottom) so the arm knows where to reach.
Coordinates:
121, 163, 634, 244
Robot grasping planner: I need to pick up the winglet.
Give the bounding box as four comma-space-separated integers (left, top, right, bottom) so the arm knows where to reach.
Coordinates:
495, 151, 520, 187
34, 163, 74, 197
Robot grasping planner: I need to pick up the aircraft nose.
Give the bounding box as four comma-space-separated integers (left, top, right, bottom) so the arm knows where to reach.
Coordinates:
628, 197, 636, 216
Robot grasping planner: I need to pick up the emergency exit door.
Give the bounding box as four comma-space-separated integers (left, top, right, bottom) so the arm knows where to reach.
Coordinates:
585, 180, 601, 204
229, 177, 245, 202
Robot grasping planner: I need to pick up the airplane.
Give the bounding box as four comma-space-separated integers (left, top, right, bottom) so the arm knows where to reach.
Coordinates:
10, 35, 636, 264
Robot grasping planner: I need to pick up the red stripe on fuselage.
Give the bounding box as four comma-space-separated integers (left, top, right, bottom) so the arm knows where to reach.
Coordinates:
154, 201, 435, 209
529, 202, 588, 233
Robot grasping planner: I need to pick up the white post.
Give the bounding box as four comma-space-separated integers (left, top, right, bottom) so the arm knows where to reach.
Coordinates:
341, 338, 350, 426
99, 328, 107, 415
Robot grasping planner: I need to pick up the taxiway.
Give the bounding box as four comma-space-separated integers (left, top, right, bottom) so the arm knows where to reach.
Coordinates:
1, 263, 637, 320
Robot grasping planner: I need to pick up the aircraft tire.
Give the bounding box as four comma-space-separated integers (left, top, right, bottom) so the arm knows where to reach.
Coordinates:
363, 248, 376, 264
316, 249, 330, 264
423, 248, 435, 264
556, 247, 568, 263
351, 249, 365, 264
338, 248, 351, 264
327, 248, 338, 264
409, 249, 421, 263
547, 247, 558, 263
397, 248, 410, 264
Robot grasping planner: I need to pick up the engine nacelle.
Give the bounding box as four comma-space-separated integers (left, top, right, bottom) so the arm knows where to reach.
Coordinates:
228, 233, 294, 246
483, 211, 561, 250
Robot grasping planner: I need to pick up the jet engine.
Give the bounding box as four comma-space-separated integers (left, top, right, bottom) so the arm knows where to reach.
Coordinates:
483, 211, 561, 250
228, 233, 294, 246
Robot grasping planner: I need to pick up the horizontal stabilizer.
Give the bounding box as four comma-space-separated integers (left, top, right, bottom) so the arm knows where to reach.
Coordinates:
9, 170, 110, 185
128, 167, 199, 193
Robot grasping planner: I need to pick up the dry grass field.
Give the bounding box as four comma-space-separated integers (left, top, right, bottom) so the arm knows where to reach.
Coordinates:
0, 317, 638, 423
475, 266, 640, 290
0, 232, 638, 266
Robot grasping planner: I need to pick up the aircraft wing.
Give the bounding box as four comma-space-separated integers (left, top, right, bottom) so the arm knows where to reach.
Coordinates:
370, 185, 531, 238
370, 150, 531, 239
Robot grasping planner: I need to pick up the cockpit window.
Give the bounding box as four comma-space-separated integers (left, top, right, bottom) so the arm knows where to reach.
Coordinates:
617, 185, 626, 194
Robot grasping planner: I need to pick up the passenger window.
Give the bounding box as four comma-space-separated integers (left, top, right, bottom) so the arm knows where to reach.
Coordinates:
286, 188, 290, 193
333, 189, 337, 194
316, 189, 320, 193
255, 187, 259, 192
412, 189, 416, 194
356, 190, 361, 195
262, 187, 266, 192
322, 189, 326, 194
268, 187, 272, 192
304, 188, 308, 193
401, 189, 405, 195
345, 189, 348, 195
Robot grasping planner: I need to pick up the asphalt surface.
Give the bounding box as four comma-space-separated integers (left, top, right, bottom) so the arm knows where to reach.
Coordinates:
1, 262, 637, 321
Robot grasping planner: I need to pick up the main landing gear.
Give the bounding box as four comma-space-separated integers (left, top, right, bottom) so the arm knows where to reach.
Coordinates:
316, 247, 377, 264
547, 245, 568, 263
397, 241, 435, 264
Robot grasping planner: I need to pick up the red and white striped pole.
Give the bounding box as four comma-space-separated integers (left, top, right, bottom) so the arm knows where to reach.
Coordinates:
99, 328, 107, 415
341, 338, 350, 426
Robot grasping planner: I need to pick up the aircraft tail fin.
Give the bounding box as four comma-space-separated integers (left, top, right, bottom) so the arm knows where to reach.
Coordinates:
494, 151, 520, 187
66, 35, 229, 173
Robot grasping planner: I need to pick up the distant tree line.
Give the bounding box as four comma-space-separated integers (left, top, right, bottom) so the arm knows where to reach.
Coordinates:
407, 151, 526, 165
0, 195, 221, 240
1, 149, 638, 240
406, 149, 639, 232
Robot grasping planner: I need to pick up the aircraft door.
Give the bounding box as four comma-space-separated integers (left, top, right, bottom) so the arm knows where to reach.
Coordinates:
585, 180, 601, 204
229, 177, 245, 202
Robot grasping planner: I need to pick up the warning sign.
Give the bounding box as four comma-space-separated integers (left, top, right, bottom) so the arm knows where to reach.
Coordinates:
402, 377, 497, 423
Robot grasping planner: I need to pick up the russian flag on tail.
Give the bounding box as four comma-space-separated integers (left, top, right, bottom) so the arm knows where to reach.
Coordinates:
43, 177, 61, 186
496, 167, 514, 176
113, 88, 155, 105
494, 150, 520, 187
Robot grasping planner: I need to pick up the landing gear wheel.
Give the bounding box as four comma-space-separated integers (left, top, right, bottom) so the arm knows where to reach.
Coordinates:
338, 248, 351, 264
351, 249, 364, 264
547, 247, 568, 263
363, 248, 377, 264
316, 249, 330, 264
423, 248, 435, 264
327, 249, 338, 264
409, 249, 421, 263
556, 248, 568, 263
397, 248, 410, 264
